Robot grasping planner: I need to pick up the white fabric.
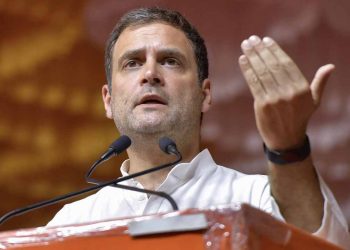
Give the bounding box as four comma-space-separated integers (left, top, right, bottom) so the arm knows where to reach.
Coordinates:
47, 149, 350, 248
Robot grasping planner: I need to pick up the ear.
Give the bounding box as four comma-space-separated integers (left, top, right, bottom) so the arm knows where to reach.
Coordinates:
102, 84, 113, 119
201, 79, 212, 113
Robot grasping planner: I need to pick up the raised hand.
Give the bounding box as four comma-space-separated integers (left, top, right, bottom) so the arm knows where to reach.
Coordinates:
238, 35, 334, 150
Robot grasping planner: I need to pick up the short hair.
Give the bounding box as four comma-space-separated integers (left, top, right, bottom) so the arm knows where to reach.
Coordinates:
105, 7, 209, 91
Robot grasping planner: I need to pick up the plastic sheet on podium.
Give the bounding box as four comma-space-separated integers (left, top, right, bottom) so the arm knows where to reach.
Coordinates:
0, 203, 342, 249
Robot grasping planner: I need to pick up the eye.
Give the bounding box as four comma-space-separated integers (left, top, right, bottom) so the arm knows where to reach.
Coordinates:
162, 57, 180, 66
124, 60, 141, 69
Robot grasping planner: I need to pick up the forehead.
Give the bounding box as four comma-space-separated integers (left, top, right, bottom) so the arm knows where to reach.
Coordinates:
113, 22, 195, 60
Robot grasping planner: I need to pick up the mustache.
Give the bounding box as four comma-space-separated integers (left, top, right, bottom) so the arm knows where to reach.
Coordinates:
134, 86, 170, 105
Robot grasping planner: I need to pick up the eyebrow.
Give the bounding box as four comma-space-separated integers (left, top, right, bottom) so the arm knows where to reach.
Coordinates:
116, 47, 188, 67
158, 48, 187, 61
117, 48, 144, 67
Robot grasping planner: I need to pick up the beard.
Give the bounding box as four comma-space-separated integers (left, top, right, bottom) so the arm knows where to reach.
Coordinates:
110, 87, 203, 139
114, 105, 180, 135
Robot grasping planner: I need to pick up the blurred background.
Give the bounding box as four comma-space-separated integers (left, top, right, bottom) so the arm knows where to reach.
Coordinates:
1, 0, 350, 231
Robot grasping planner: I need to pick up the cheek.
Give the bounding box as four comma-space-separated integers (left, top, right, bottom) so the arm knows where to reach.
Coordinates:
112, 93, 130, 110
111, 79, 135, 103
174, 86, 203, 108
110, 90, 127, 115
168, 73, 199, 93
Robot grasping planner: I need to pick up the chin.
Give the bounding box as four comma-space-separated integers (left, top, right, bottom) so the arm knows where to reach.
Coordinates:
132, 121, 171, 134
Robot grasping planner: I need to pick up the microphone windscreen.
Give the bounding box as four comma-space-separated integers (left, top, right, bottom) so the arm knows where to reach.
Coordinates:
159, 137, 176, 154
110, 135, 131, 154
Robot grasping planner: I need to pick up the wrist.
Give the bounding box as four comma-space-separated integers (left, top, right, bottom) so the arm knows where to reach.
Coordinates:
263, 135, 311, 165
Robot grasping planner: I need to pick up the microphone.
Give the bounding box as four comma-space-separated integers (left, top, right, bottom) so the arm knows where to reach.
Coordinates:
101, 135, 132, 161
0, 137, 181, 225
86, 136, 180, 211
86, 135, 131, 185
159, 137, 180, 156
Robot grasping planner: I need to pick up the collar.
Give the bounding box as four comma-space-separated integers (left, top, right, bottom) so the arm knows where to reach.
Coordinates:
119, 149, 217, 189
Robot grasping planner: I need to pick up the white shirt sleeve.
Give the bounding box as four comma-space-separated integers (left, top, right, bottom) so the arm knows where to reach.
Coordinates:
267, 172, 350, 249
313, 175, 350, 249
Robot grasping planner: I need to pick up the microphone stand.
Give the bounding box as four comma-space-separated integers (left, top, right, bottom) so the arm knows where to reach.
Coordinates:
112, 183, 178, 210
0, 153, 182, 225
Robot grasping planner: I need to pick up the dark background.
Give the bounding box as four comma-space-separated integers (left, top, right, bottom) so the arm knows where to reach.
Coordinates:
1, 0, 350, 231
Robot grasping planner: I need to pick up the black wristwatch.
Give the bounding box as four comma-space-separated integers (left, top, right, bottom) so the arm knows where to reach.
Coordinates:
263, 136, 311, 165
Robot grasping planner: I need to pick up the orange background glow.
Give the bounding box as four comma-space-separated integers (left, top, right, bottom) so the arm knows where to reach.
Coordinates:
1, 0, 350, 231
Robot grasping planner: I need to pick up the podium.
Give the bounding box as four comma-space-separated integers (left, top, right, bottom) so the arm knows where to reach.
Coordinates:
0, 204, 342, 249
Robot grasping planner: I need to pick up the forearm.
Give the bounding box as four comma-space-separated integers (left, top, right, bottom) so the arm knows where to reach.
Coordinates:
268, 156, 324, 232
238, 35, 336, 234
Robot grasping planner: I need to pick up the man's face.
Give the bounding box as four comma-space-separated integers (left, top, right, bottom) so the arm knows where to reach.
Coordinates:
102, 23, 211, 138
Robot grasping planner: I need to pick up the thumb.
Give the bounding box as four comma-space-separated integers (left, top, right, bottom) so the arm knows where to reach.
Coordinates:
310, 64, 335, 106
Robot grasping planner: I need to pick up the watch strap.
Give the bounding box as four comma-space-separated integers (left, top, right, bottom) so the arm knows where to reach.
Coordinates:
263, 136, 311, 165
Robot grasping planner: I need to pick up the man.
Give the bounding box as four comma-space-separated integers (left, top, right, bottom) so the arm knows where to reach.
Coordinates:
48, 7, 349, 247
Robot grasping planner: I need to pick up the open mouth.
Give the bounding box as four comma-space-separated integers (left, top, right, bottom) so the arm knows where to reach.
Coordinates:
138, 95, 167, 106
142, 99, 165, 104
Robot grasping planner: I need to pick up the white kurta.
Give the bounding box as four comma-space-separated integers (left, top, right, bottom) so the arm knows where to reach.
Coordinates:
47, 149, 350, 248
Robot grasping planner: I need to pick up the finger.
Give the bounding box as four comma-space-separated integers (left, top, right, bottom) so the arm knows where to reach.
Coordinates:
310, 64, 335, 106
238, 55, 266, 98
264, 37, 307, 87
242, 38, 278, 93
252, 37, 293, 88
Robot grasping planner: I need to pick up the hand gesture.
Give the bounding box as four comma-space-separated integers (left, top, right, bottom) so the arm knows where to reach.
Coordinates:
239, 35, 334, 150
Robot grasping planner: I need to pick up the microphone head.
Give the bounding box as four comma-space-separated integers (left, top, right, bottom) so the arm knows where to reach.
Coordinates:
159, 137, 177, 155
109, 135, 131, 154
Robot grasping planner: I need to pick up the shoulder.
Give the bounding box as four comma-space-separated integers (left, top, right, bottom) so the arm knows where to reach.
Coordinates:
215, 163, 268, 184
202, 150, 269, 185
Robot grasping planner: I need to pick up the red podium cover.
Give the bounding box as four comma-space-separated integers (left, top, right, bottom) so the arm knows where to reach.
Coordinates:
0, 203, 343, 249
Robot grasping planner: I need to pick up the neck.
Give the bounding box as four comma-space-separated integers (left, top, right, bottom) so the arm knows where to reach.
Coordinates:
126, 133, 201, 190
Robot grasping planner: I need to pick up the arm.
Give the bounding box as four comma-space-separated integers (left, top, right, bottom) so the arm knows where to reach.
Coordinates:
238, 35, 334, 232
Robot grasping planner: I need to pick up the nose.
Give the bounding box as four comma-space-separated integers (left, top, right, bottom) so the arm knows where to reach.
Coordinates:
141, 61, 163, 86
